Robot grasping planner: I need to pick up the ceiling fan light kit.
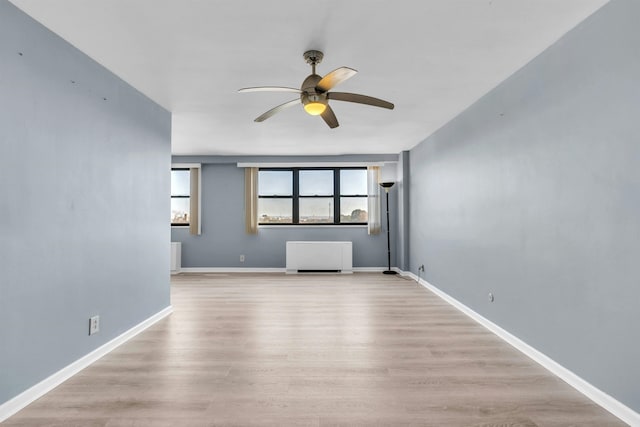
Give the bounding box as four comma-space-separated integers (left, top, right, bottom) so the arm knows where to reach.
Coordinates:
238, 50, 394, 129
303, 101, 327, 116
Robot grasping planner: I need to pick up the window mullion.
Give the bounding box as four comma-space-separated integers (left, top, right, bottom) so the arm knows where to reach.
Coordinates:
334, 168, 340, 224
293, 168, 300, 224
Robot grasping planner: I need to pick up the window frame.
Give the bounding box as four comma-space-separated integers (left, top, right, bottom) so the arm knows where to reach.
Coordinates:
171, 167, 190, 227
258, 167, 367, 226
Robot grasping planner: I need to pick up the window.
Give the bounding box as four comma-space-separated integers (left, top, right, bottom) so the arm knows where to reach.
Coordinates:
258, 167, 368, 225
258, 170, 293, 224
339, 169, 368, 223
171, 168, 190, 225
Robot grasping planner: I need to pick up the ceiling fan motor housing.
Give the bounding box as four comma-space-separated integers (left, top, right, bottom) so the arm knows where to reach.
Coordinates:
301, 74, 327, 108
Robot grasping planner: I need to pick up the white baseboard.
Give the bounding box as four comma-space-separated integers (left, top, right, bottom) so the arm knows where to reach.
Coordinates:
0, 306, 173, 423
353, 267, 387, 272
180, 267, 286, 273
179, 267, 390, 274
398, 270, 639, 426
286, 270, 354, 275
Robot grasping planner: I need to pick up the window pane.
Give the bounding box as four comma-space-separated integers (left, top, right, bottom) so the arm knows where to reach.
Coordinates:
340, 169, 367, 195
299, 170, 333, 196
299, 198, 334, 223
171, 198, 190, 224
259, 198, 292, 223
340, 197, 368, 223
171, 170, 190, 196
259, 170, 292, 196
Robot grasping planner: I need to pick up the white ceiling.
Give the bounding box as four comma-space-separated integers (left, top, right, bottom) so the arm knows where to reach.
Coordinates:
10, 0, 608, 156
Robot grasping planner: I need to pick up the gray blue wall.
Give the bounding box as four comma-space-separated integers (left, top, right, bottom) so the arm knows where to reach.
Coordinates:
171, 156, 398, 269
395, 151, 410, 271
0, 1, 171, 405
408, 0, 640, 412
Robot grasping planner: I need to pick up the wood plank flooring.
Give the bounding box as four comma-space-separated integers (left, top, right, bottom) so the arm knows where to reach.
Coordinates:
4, 273, 625, 426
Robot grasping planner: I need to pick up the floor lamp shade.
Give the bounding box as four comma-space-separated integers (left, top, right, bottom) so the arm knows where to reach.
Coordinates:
379, 182, 397, 275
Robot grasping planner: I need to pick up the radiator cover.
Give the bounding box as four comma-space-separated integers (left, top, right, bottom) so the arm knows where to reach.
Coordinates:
285, 241, 353, 274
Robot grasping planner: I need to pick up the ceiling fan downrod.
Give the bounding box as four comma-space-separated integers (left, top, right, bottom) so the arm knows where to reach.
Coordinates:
303, 50, 323, 75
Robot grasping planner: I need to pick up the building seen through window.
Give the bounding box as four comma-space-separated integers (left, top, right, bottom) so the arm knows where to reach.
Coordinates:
171, 168, 190, 225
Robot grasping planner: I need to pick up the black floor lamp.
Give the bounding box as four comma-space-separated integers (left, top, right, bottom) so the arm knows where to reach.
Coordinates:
379, 182, 397, 275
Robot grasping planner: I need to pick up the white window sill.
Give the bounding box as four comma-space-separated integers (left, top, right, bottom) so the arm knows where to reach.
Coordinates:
259, 224, 367, 229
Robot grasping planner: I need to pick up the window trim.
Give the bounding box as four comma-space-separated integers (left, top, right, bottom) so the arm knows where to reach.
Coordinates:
258, 167, 367, 226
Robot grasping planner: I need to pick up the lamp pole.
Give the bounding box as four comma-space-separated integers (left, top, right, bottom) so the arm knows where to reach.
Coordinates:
379, 182, 397, 275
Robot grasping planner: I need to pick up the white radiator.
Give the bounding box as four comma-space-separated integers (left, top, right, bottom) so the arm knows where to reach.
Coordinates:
286, 241, 353, 274
170, 242, 181, 274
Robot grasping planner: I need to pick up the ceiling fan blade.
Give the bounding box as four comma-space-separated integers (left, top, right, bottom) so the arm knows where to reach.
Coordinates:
327, 92, 394, 110
239, 86, 302, 93
321, 105, 339, 129
316, 67, 357, 92
254, 99, 300, 122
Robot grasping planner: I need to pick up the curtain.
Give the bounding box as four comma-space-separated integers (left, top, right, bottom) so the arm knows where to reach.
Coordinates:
367, 166, 381, 235
245, 167, 259, 234
189, 167, 201, 235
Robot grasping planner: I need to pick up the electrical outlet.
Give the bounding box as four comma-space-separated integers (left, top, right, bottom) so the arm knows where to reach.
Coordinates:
488, 292, 495, 303
89, 315, 100, 335
239, 254, 245, 263
418, 264, 425, 272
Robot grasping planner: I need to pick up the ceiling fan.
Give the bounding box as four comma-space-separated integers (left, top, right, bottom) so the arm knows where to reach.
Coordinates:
238, 50, 394, 129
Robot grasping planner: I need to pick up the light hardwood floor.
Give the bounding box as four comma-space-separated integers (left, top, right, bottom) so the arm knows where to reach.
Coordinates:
4, 273, 625, 426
